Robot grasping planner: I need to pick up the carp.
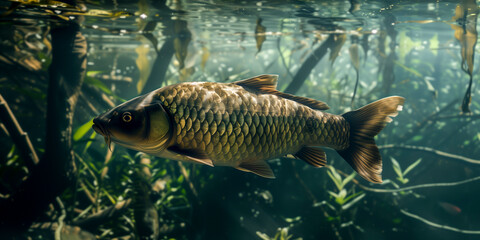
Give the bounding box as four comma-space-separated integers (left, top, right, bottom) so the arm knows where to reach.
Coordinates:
93, 75, 404, 183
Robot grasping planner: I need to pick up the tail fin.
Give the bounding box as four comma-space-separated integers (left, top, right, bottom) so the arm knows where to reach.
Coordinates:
337, 96, 405, 183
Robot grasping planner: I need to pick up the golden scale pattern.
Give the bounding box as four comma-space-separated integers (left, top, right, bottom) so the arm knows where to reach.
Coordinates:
156, 82, 350, 166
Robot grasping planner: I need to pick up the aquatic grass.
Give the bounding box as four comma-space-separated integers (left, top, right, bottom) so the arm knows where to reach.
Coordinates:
327, 167, 356, 192
326, 166, 364, 209
84, 76, 125, 102
256, 227, 301, 240
390, 157, 422, 184
321, 166, 366, 238
73, 119, 94, 142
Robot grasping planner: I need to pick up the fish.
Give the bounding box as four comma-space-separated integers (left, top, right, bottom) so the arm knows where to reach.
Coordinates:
438, 202, 462, 215
92, 75, 404, 183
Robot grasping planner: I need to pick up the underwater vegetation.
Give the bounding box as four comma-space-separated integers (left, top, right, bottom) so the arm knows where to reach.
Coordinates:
0, 0, 480, 239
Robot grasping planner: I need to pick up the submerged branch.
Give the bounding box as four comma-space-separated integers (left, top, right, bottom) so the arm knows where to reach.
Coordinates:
276, 35, 294, 79
79, 181, 96, 205
284, 34, 335, 94
401, 209, 480, 234
141, 37, 175, 94
73, 175, 168, 231
29, 223, 96, 239
361, 176, 480, 193
55, 197, 66, 240
399, 98, 458, 142
0, 93, 39, 170
379, 144, 480, 165
461, 75, 473, 113
72, 199, 132, 230
334, 167, 480, 193
433, 114, 480, 121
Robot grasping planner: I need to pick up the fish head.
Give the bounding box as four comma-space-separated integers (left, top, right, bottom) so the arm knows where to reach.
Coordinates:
92, 95, 172, 153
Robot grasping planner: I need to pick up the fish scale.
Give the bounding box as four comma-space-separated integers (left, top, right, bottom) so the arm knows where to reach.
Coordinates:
155, 82, 349, 167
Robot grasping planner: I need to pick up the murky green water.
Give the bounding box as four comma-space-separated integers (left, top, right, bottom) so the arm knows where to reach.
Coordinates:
1, 0, 480, 239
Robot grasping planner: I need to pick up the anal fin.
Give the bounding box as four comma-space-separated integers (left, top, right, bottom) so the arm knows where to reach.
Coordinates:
295, 147, 326, 167
236, 160, 275, 179
167, 146, 214, 167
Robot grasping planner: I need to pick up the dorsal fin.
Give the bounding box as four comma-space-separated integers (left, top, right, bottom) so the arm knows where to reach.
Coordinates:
234, 74, 279, 92
234, 75, 330, 110
275, 92, 330, 110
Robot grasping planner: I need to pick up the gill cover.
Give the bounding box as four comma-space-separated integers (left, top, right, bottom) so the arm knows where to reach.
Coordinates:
107, 102, 173, 154
143, 103, 172, 148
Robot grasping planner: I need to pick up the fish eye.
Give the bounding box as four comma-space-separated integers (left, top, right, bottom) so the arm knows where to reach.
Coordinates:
122, 112, 133, 123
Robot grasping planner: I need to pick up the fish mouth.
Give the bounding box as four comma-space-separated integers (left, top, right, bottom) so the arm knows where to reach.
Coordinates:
92, 123, 104, 136
92, 120, 108, 137
92, 118, 112, 150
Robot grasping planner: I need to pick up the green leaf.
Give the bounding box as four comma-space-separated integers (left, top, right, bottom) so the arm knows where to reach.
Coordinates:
85, 76, 112, 95
338, 189, 347, 199
86, 71, 104, 77
102, 188, 116, 204
87, 161, 99, 173
256, 231, 271, 240
273, 229, 281, 240
284, 216, 301, 223
343, 191, 364, 203
7, 145, 15, 158
177, 174, 184, 183
327, 167, 343, 191
341, 172, 356, 189
83, 132, 97, 154
279, 227, 292, 240
342, 193, 365, 210
412, 135, 423, 142
13, 86, 47, 100
391, 157, 403, 178
399, 178, 409, 184
74, 119, 94, 141
334, 189, 347, 205
327, 216, 338, 222
403, 158, 422, 176
328, 191, 339, 199
7, 155, 19, 166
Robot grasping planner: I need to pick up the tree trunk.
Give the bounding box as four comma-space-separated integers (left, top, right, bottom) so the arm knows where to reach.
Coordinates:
0, 21, 86, 235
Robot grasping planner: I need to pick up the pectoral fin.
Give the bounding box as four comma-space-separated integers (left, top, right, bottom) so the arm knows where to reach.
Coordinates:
236, 160, 275, 179
295, 147, 327, 167
167, 146, 214, 167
